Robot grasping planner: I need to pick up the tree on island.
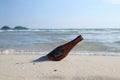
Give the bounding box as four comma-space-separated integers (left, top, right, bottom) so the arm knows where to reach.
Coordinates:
1, 26, 11, 30
13, 26, 28, 30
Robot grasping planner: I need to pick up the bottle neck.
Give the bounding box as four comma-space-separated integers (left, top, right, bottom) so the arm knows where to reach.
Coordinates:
61, 35, 83, 47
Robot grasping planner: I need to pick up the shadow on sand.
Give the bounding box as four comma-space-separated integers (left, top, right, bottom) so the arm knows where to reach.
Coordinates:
32, 56, 49, 62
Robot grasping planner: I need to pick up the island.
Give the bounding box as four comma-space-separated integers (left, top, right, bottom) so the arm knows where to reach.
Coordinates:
13, 26, 28, 30
0, 26, 11, 30
0, 26, 28, 30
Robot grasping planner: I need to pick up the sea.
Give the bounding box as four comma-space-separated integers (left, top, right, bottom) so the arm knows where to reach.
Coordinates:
0, 28, 120, 56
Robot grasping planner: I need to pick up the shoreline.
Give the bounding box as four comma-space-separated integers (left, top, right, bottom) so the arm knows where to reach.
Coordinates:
1, 49, 120, 56
0, 54, 120, 80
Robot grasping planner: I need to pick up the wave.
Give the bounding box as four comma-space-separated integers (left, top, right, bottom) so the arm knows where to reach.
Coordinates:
1, 40, 120, 55
114, 41, 120, 44
1, 48, 120, 56
0, 28, 120, 55
0, 49, 15, 55
1, 28, 120, 33
0, 30, 4, 32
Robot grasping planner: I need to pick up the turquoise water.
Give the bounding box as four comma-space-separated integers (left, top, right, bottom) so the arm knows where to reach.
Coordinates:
0, 28, 120, 55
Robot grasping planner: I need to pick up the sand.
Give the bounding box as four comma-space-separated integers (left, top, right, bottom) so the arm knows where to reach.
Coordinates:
0, 54, 120, 80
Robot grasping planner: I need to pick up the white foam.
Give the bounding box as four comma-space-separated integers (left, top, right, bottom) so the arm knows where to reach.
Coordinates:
0, 49, 15, 55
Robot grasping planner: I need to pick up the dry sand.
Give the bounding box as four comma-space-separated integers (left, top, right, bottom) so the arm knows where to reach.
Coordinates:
0, 54, 120, 80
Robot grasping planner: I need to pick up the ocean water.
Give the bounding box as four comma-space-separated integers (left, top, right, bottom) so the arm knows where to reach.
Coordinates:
0, 28, 120, 56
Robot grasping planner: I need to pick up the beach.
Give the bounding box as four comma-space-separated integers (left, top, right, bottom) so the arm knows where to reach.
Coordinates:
0, 29, 120, 80
0, 54, 120, 80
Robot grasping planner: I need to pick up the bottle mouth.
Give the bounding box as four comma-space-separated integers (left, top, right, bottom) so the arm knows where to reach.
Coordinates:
77, 35, 83, 41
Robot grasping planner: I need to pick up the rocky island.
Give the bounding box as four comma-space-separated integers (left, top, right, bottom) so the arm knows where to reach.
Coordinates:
0, 26, 28, 30
13, 26, 28, 30
1, 26, 11, 30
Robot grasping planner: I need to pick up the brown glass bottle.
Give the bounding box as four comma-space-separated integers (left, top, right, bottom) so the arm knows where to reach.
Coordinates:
47, 35, 83, 61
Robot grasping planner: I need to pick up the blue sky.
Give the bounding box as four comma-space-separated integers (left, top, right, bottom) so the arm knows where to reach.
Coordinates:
0, 0, 120, 28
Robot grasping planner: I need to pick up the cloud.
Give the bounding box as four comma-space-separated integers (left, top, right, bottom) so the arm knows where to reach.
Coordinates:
104, 0, 120, 4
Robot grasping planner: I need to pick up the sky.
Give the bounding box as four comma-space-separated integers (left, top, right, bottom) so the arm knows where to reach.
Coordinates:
0, 0, 120, 29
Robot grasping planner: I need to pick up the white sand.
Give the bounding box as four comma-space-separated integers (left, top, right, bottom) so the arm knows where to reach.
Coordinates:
0, 54, 120, 80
